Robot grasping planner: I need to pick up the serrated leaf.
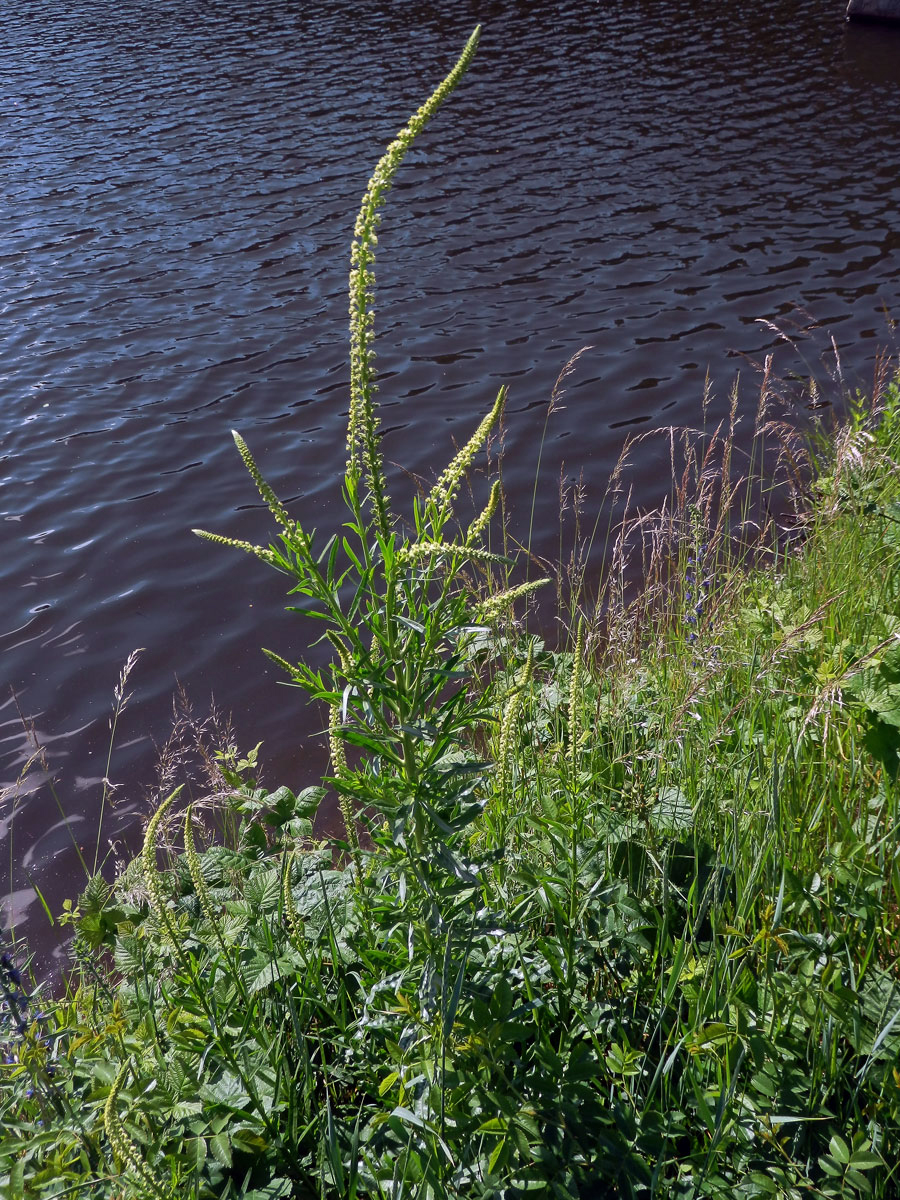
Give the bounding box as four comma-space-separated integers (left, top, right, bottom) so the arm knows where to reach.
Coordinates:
240, 1182, 293, 1200
201, 1071, 251, 1111
293, 786, 326, 819
245, 868, 281, 913
231, 1128, 268, 1154
113, 935, 145, 976
209, 1132, 232, 1167
249, 956, 295, 994
477, 1117, 508, 1134
185, 1136, 207, 1171
172, 1100, 204, 1120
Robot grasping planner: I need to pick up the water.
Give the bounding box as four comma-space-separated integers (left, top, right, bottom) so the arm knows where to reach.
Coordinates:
2, 0, 899, 969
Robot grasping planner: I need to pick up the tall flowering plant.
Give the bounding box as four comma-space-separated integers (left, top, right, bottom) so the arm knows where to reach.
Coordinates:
194, 27, 546, 916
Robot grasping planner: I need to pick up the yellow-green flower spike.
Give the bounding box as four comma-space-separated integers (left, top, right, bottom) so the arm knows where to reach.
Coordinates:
104, 1060, 172, 1200
397, 541, 508, 568
328, 688, 349, 782
141, 787, 183, 947
466, 480, 502, 547
231, 430, 292, 530
428, 386, 506, 521
347, 26, 481, 539
282, 851, 305, 950
324, 642, 361, 860
262, 648, 306, 683
192, 529, 281, 567
478, 578, 550, 623
184, 805, 219, 933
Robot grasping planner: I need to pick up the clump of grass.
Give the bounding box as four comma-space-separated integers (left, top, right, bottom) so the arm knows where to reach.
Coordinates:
3, 25, 900, 1200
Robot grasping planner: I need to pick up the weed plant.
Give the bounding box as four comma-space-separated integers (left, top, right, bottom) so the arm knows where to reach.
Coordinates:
3, 27, 900, 1200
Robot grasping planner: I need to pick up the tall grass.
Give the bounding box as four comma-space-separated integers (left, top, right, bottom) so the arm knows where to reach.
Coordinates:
3, 27, 900, 1200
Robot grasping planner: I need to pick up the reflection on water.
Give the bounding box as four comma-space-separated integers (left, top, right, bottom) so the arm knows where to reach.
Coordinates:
2, 0, 899, 969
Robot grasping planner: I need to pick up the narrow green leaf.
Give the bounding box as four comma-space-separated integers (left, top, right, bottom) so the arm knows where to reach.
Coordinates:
488, 1136, 507, 1175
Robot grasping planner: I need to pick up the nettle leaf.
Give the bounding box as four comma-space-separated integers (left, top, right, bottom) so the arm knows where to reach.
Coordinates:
113, 934, 145, 976
845, 643, 900, 732
184, 1135, 208, 1171
240, 1180, 293, 1200
248, 955, 296, 994
850, 968, 900, 1057
172, 1100, 204, 1121
209, 1132, 232, 1167
198, 844, 245, 883
245, 868, 281, 913
231, 1127, 269, 1155
239, 821, 269, 857
651, 786, 694, 834
293, 786, 326, 820
290, 869, 348, 922
200, 1071, 252, 1112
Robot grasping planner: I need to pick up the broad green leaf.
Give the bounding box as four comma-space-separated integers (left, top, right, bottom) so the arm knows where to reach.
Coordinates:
249, 956, 295, 994
477, 1118, 508, 1134
245, 868, 281, 913
185, 1136, 207, 1171
845, 643, 900, 727
849, 1150, 882, 1171
651, 786, 694, 834
828, 1134, 850, 1164
201, 1071, 251, 1111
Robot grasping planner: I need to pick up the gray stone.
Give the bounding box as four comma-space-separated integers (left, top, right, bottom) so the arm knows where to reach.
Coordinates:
847, 0, 900, 22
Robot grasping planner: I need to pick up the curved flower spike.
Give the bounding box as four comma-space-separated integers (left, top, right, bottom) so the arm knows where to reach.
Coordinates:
466, 479, 502, 547
397, 541, 510, 568
477, 577, 550, 623
192, 529, 281, 568
427, 386, 506, 522
231, 430, 292, 529
348, 26, 481, 539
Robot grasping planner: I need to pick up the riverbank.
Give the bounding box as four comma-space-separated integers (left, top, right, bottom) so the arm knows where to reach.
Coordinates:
2, 374, 899, 1196
4, 29, 900, 1197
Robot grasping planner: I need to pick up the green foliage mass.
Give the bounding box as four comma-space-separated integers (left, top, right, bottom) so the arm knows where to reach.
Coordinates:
3, 29, 900, 1200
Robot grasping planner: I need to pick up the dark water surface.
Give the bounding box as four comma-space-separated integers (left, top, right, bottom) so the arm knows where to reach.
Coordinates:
3, 0, 900, 967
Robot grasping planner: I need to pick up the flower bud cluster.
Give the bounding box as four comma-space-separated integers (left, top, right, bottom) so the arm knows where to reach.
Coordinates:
1, 945, 51, 1075
684, 543, 711, 644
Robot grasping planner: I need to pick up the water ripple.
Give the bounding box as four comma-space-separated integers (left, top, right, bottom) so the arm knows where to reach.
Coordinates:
2, 0, 900, 965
